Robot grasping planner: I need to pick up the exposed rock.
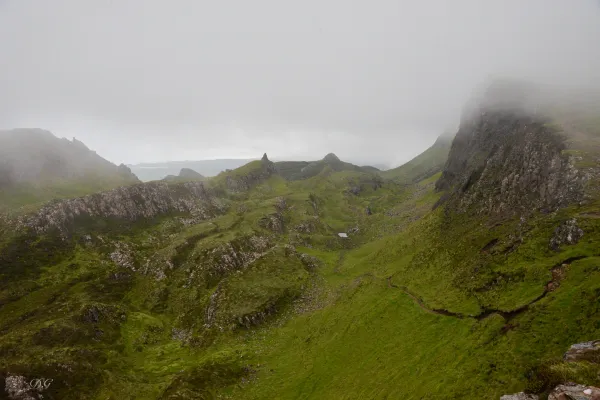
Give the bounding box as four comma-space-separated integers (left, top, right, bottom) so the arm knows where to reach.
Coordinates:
436, 107, 586, 215
225, 158, 276, 192
500, 393, 539, 400
550, 218, 584, 251
349, 186, 361, 195
294, 217, 322, 234
563, 340, 600, 363
171, 328, 192, 343
4, 375, 50, 399
204, 286, 221, 327
299, 253, 320, 271
274, 196, 288, 212
548, 384, 600, 400
110, 242, 137, 271
141, 256, 174, 281
17, 181, 222, 235
189, 235, 273, 287
259, 213, 285, 233
283, 244, 296, 256
546, 264, 569, 292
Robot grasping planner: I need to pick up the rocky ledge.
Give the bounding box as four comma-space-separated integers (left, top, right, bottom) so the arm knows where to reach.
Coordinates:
17, 181, 225, 235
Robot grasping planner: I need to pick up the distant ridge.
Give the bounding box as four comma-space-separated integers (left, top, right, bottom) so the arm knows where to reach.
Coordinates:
129, 159, 256, 181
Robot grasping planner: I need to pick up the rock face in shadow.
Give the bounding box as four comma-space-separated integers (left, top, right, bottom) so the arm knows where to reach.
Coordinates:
18, 181, 224, 235
436, 108, 586, 215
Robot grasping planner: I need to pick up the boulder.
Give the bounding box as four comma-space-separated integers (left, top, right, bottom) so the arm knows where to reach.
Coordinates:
550, 218, 584, 251
548, 384, 600, 400
500, 393, 538, 400
563, 340, 600, 363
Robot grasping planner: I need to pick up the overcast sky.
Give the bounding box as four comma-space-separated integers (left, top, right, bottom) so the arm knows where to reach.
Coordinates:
1, 1, 599, 167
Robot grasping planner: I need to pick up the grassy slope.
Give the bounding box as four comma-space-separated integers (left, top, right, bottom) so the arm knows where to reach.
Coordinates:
1, 151, 600, 399
381, 136, 452, 183
224, 195, 600, 399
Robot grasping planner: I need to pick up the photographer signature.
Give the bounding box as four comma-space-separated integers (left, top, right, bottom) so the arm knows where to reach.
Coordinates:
29, 378, 53, 391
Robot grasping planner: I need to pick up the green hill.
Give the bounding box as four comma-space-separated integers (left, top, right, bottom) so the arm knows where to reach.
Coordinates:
1, 85, 600, 399
275, 153, 378, 181
381, 133, 453, 183
0, 129, 140, 211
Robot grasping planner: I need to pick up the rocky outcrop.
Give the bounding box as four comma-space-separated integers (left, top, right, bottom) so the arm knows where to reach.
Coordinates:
436, 104, 586, 215
564, 340, 600, 363
548, 384, 600, 399
187, 235, 273, 288
259, 213, 285, 233
550, 218, 584, 251
501, 340, 600, 399
4, 375, 50, 399
18, 181, 224, 235
224, 156, 276, 192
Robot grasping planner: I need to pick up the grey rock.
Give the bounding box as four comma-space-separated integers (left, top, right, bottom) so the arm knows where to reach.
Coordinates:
500, 393, 538, 400
548, 384, 600, 399
564, 340, 600, 363
299, 253, 320, 271
4, 375, 49, 399
436, 107, 586, 215
259, 213, 285, 233
171, 328, 192, 343
349, 186, 361, 195
17, 181, 222, 235
550, 218, 584, 251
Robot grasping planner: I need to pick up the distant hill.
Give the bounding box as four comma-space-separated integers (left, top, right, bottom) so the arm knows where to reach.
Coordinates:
163, 168, 205, 182
0, 129, 139, 210
129, 159, 256, 181
275, 153, 379, 180
380, 134, 453, 183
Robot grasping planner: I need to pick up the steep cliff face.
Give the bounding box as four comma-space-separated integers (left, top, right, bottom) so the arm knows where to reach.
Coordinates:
436, 109, 587, 215
18, 181, 225, 235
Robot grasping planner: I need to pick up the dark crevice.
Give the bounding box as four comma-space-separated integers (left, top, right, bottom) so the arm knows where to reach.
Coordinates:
386, 255, 590, 321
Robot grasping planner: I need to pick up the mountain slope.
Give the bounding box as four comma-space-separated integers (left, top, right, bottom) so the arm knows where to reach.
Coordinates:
381, 133, 453, 183
275, 153, 378, 181
1, 84, 600, 399
0, 129, 139, 210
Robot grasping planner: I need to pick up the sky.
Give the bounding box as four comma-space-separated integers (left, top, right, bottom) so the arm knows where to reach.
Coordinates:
1, 1, 599, 168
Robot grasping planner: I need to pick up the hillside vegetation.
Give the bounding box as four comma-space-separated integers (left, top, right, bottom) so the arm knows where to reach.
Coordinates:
381, 134, 453, 183
1, 85, 600, 399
